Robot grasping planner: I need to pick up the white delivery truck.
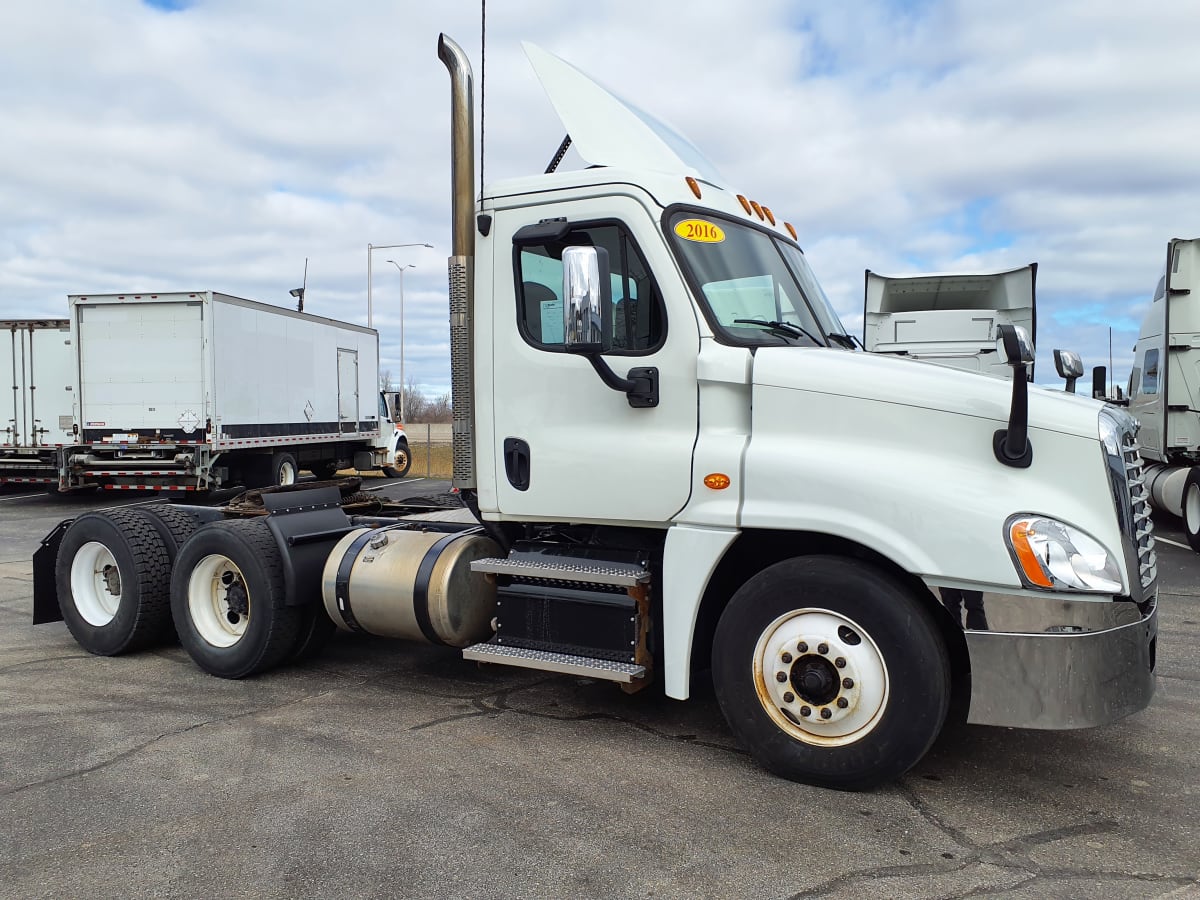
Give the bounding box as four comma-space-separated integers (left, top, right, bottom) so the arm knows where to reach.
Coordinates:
35, 37, 1158, 790
864, 265, 1037, 379
1122, 238, 1200, 549
0, 319, 76, 486
61, 291, 391, 491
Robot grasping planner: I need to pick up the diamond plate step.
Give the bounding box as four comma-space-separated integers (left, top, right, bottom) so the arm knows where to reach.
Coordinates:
470, 556, 648, 587
462, 643, 646, 683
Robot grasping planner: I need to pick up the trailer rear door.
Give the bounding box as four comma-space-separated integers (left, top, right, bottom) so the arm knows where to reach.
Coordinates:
77, 301, 205, 437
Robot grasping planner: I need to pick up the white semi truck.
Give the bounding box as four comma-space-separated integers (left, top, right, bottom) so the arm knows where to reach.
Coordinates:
1123, 238, 1200, 550
1, 318, 76, 486
33, 37, 1158, 790
864, 264, 1037, 379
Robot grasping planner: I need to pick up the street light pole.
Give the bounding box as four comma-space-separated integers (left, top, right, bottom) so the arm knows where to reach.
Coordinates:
367, 242, 433, 327
386, 260, 415, 421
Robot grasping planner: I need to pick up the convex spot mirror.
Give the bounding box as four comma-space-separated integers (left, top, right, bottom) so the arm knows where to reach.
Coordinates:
562, 245, 612, 354
996, 324, 1034, 367
1053, 349, 1084, 380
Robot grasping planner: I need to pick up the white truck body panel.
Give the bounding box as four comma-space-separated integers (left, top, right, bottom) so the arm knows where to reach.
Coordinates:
68, 291, 381, 450
863, 265, 1037, 379
1, 319, 76, 448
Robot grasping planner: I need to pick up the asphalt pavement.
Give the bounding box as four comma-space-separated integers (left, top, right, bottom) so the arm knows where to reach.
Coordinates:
1, 480, 1198, 898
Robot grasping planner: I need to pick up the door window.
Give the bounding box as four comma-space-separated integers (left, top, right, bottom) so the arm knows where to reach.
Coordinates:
515, 222, 665, 354
1143, 350, 1159, 394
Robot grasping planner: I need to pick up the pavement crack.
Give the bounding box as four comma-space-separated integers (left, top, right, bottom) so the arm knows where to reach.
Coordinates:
0, 653, 94, 674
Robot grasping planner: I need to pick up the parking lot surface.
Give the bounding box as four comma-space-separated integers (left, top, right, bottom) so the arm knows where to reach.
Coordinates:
2, 481, 1199, 898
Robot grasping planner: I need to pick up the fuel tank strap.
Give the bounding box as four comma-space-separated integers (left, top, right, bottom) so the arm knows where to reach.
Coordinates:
411, 529, 480, 646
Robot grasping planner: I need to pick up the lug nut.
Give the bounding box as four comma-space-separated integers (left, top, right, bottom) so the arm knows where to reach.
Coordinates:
818, 642, 829, 655
820, 708, 832, 719
842, 677, 854, 689
799, 706, 812, 717
835, 657, 846, 668
775, 671, 787, 683
798, 642, 808, 653
783, 692, 795, 703
781, 652, 792, 664
836, 697, 849, 709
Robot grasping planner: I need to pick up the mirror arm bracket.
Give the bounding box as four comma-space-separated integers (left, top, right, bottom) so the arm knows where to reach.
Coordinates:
582, 354, 659, 408
994, 361, 1033, 468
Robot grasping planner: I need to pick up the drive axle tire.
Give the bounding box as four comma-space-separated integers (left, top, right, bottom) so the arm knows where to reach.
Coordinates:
712, 555, 950, 791
311, 460, 340, 481
171, 519, 303, 679
382, 441, 411, 479
135, 504, 202, 562
55, 510, 174, 655
1183, 469, 1200, 553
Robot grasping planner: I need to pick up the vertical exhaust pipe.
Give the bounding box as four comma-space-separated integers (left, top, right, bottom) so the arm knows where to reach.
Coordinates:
438, 34, 477, 491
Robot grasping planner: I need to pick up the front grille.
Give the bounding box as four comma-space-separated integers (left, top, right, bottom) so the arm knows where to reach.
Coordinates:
1118, 424, 1158, 588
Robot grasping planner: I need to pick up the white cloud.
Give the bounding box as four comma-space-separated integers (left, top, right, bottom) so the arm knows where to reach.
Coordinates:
0, 0, 1195, 399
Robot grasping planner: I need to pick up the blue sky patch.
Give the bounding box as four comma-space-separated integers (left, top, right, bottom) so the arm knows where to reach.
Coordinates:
142, 0, 192, 11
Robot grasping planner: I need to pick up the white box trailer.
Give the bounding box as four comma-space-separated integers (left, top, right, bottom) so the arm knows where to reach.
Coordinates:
0, 319, 76, 485
863, 264, 1037, 379
64, 291, 388, 491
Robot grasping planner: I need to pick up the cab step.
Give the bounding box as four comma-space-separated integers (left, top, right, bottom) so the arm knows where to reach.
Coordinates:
470, 556, 649, 586
462, 642, 646, 683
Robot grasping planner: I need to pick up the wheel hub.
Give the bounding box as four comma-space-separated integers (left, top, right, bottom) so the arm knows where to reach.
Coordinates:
101, 564, 121, 596
754, 609, 889, 746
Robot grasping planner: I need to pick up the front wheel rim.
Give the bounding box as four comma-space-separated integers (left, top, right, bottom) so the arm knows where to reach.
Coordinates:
278, 461, 296, 485
752, 608, 889, 747
188, 554, 251, 648
70, 541, 122, 626
394, 448, 409, 471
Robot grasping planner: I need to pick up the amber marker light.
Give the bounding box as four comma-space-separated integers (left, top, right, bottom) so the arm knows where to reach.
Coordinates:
685, 176, 702, 199
704, 473, 731, 490
762, 206, 776, 225
784, 222, 798, 240
737, 194, 753, 215
749, 200, 765, 220
1009, 518, 1054, 588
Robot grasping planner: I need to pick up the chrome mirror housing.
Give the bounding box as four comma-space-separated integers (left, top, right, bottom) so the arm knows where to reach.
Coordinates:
562, 246, 612, 354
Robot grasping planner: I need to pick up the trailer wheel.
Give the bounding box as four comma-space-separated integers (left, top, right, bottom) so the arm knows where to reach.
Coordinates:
382, 441, 411, 478
54, 510, 174, 655
171, 519, 303, 678
712, 556, 950, 791
134, 504, 202, 562
269, 452, 299, 486
1183, 469, 1200, 553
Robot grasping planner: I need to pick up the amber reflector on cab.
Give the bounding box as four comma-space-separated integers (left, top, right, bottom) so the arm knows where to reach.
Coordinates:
749, 200, 765, 221
704, 473, 731, 490
785, 222, 798, 240
685, 176, 702, 199
762, 206, 776, 225
737, 195, 753, 215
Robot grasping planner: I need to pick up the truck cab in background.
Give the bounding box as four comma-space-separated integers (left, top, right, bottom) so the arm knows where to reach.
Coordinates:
864, 265, 1037, 379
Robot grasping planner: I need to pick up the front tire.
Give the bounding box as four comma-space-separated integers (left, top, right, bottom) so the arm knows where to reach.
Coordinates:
1183, 469, 1200, 553
171, 519, 303, 678
382, 441, 411, 479
712, 556, 950, 791
55, 510, 174, 655
269, 451, 299, 486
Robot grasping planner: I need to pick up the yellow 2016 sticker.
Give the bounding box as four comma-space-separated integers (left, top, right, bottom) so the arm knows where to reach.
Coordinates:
674, 219, 725, 243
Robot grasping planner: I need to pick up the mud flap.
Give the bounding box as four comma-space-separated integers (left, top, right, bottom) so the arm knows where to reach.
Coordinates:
32, 519, 72, 624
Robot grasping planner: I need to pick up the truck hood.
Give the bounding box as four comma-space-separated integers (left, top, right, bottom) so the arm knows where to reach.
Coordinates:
522, 42, 729, 188
753, 347, 1103, 440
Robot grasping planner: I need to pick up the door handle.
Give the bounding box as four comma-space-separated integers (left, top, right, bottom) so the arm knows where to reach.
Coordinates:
503, 437, 531, 491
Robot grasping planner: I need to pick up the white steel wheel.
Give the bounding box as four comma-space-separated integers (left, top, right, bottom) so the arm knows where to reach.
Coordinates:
1184, 469, 1200, 552
278, 459, 297, 485
70, 541, 123, 627
753, 609, 888, 746
188, 554, 251, 648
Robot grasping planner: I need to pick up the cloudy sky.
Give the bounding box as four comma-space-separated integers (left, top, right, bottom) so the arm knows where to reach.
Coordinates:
3, 0, 1197, 398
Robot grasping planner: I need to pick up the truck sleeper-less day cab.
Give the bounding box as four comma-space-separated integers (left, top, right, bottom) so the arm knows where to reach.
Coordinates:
35, 37, 1158, 790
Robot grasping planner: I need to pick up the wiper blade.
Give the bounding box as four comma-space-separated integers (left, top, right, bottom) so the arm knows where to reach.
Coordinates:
733, 318, 822, 345
825, 332, 862, 350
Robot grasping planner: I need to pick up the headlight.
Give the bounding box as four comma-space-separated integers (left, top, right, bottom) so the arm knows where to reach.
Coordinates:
1005, 515, 1124, 594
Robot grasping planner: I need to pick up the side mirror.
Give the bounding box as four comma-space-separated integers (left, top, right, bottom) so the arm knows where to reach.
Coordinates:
993, 324, 1033, 468
562, 245, 612, 354
997, 324, 1035, 367
1053, 349, 1083, 393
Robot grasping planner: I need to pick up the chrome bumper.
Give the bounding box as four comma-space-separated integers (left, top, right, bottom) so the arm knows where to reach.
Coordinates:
949, 591, 1157, 729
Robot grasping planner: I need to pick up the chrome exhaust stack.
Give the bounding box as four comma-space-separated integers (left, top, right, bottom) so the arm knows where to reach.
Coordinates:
438, 33, 476, 490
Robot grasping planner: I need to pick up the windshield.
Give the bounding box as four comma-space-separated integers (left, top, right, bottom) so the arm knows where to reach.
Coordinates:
666, 210, 849, 347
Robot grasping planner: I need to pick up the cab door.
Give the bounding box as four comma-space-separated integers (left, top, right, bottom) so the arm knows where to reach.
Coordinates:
485, 193, 699, 524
